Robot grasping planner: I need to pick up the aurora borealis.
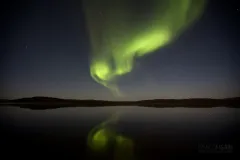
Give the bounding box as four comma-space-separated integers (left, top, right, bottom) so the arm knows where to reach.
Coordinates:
1, 1, 239, 159
1, 0, 240, 100
83, 0, 206, 95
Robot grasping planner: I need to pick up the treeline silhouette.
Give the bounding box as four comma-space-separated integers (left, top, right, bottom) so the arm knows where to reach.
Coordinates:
0, 96, 239, 109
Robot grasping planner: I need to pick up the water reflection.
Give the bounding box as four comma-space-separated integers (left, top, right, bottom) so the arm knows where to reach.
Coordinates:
0, 106, 236, 133
0, 106, 237, 158
87, 112, 135, 160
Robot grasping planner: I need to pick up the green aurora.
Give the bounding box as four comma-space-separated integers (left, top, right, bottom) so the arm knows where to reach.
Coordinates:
83, 0, 206, 95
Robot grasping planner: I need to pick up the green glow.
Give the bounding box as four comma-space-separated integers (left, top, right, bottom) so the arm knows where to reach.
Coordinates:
115, 135, 135, 160
87, 113, 135, 159
87, 112, 120, 151
115, 135, 134, 151
83, 0, 206, 94
91, 129, 108, 149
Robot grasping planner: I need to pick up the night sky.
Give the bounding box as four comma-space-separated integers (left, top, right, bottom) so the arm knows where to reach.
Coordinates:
1, 0, 240, 100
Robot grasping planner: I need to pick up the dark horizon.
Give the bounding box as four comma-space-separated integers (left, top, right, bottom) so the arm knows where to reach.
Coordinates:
1, 96, 239, 110
1, 0, 240, 100
1, 95, 240, 101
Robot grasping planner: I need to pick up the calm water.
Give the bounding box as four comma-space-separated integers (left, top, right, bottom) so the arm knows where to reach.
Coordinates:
0, 106, 238, 158
0, 106, 237, 132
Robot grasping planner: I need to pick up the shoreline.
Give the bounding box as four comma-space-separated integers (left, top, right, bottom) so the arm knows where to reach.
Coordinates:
0, 97, 239, 109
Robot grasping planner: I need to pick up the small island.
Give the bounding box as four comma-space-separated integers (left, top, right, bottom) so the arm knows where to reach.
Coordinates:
0, 96, 239, 110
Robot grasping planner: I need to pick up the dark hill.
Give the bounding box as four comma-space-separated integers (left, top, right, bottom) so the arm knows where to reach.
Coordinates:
0, 96, 239, 109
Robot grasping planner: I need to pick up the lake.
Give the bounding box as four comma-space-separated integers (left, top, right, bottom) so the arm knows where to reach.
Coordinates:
0, 106, 238, 159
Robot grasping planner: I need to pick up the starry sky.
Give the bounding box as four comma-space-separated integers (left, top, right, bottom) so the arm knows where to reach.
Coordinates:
1, 0, 240, 100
